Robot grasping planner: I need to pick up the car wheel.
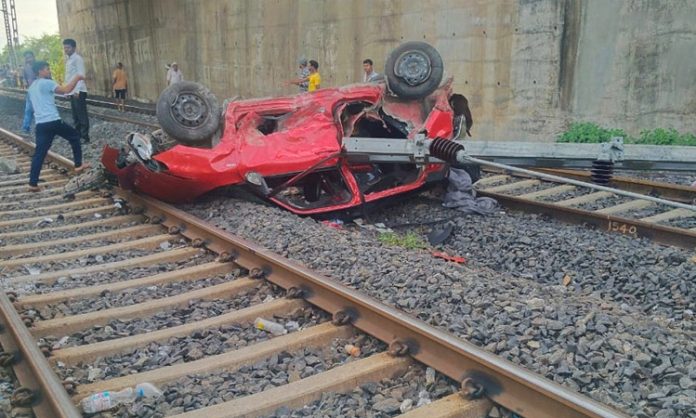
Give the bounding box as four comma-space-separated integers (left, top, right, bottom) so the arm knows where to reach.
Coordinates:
385, 41, 443, 99
156, 81, 221, 146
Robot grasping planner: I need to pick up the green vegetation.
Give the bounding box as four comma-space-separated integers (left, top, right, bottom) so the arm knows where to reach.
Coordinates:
1, 33, 64, 83
378, 231, 427, 249
559, 122, 696, 146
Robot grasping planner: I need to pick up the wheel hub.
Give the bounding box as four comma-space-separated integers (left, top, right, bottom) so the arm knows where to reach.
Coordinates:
394, 50, 431, 86
171, 93, 208, 127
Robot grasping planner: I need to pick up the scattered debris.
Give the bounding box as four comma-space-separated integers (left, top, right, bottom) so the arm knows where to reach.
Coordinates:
254, 317, 287, 335
320, 219, 344, 230
50, 336, 71, 350
399, 398, 414, 413
562, 274, 572, 286
416, 390, 432, 407
425, 367, 436, 386
431, 251, 466, 264
343, 344, 361, 357
354, 218, 393, 233
35, 217, 53, 227
23, 265, 41, 276
427, 225, 453, 245
0, 157, 18, 174
443, 167, 498, 215
86, 366, 102, 382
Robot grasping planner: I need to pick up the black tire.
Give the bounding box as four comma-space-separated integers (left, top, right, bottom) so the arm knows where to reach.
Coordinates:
156, 81, 221, 146
384, 42, 443, 99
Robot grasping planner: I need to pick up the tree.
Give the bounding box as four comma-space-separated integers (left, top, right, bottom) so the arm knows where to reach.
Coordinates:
1, 33, 64, 83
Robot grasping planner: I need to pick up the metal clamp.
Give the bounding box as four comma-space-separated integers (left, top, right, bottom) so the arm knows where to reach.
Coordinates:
388, 339, 410, 356
331, 310, 352, 326
460, 377, 485, 399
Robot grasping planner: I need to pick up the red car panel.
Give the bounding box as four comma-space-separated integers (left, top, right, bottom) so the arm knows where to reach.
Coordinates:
103, 79, 461, 215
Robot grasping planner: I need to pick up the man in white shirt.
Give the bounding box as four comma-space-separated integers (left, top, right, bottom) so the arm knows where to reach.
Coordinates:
166, 62, 184, 85
63, 38, 90, 143
362, 59, 383, 83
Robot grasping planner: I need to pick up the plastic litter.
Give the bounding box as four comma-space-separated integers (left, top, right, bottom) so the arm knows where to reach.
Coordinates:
353, 218, 393, 233
81, 382, 162, 413
343, 344, 361, 357
431, 251, 466, 264
24, 265, 41, 276
52, 336, 70, 350
35, 217, 53, 227
416, 390, 432, 407
320, 219, 344, 230
425, 367, 436, 386
285, 320, 300, 332
254, 317, 287, 335
427, 225, 453, 245
399, 398, 414, 413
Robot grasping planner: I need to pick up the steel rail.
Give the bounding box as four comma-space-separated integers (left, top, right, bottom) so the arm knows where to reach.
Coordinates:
462, 156, 696, 212
0, 86, 156, 115
476, 189, 696, 249
122, 191, 627, 418
0, 128, 628, 417
0, 293, 82, 417
529, 168, 696, 204
0, 89, 158, 129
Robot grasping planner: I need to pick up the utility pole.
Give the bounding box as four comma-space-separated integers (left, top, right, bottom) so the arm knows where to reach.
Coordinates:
0, 0, 19, 68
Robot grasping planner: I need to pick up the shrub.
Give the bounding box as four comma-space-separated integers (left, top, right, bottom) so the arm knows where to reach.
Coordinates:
634, 128, 696, 146
558, 122, 695, 146
558, 122, 628, 144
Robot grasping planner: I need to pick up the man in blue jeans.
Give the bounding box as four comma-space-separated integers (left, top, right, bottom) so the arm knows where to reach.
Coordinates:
27, 61, 89, 192
21, 51, 36, 134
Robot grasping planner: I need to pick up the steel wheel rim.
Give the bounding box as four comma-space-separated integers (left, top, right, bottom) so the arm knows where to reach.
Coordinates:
171, 92, 209, 127
394, 50, 432, 86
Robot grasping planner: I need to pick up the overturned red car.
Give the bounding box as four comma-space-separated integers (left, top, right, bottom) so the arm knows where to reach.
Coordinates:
100, 42, 472, 215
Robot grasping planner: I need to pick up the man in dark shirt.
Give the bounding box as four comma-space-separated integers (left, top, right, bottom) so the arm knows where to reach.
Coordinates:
22, 51, 36, 134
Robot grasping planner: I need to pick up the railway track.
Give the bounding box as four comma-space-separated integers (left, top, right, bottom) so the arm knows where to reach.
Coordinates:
0, 129, 628, 417
0, 88, 158, 130
474, 167, 696, 249
0, 87, 156, 115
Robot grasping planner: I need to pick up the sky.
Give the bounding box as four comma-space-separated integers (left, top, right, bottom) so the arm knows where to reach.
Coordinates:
1, 0, 59, 44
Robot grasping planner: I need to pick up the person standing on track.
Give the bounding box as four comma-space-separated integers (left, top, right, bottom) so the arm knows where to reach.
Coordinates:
289, 60, 321, 92
63, 38, 90, 143
166, 62, 184, 86
21, 51, 36, 134
362, 58, 382, 83
112, 62, 128, 112
27, 61, 90, 192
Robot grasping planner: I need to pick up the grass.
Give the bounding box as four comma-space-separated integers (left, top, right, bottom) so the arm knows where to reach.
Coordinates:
558, 122, 696, 146
378, 231, 427, 249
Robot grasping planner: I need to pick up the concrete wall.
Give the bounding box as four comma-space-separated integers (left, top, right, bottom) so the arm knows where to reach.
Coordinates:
56, 0, 696, 141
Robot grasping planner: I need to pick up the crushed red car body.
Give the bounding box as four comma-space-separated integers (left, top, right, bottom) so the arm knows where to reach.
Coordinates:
102, 42, 471, 215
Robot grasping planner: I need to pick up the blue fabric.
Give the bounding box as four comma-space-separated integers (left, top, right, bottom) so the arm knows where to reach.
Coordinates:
29, 120, 82, 186
27, 78, 60, 124
22, 96, 34, 131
